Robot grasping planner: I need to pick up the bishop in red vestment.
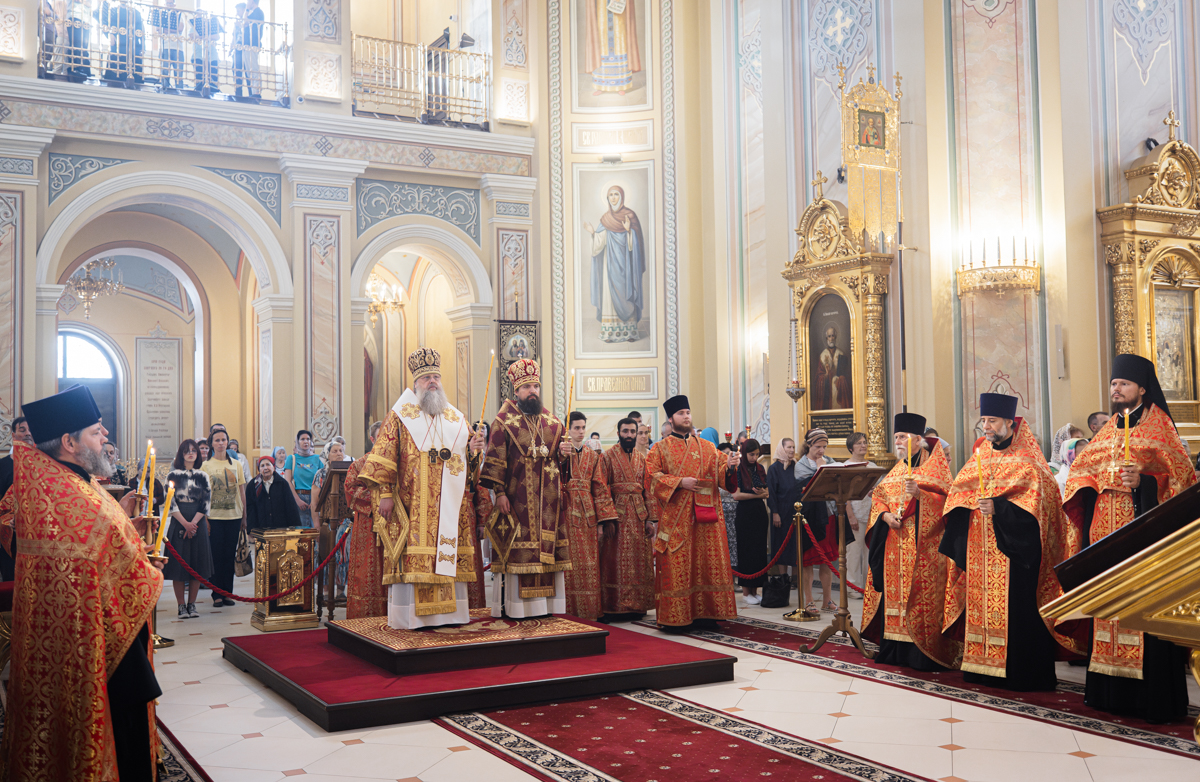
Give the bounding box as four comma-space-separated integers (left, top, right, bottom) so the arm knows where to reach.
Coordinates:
644, 395, 741, 631
599, 417, 655, 618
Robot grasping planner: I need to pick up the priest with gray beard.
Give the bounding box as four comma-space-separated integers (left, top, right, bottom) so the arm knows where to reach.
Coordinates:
356, 348, 487, 629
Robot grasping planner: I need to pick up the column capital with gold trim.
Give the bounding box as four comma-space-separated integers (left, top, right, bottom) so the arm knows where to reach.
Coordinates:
481, 174, 535, 226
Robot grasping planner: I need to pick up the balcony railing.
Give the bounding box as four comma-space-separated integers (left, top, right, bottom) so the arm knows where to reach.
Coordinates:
352, 34, 490, 129
38, 1, 290, 104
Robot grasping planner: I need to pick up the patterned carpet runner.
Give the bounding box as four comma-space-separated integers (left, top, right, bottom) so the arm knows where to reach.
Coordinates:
633, 616, 1199, 758
438, 689, 935, 782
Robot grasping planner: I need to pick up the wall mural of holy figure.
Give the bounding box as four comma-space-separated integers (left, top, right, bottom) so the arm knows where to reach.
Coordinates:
585, 185, 646, 344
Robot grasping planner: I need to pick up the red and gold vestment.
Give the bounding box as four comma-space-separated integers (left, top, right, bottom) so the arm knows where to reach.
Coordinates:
481, 399, 571, 598
357, 397, 478, 618
862, 442, 963, 669
943, 419, 1082, 678
0, 444, 162, 782
1062, 404, 1195, 679
644, 434, 738, 626
562, 445, 617, 620
343, 454, 388, 620
599, 444, 654, 614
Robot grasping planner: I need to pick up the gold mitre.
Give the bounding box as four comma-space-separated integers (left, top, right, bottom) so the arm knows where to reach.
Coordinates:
408, 347, 441, 380
506, 358, 540, 390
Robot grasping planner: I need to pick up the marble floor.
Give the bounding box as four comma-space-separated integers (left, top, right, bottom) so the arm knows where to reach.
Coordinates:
153, 579, 1200, 782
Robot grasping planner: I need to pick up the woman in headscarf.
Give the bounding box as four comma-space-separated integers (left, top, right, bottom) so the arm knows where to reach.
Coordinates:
272, 446, 287, 471
312, 437, 351, 603
1048, 423, 1085, 474
795, 428, 846, 615
699, 427, 719, 447
1055, 437, 1088, 494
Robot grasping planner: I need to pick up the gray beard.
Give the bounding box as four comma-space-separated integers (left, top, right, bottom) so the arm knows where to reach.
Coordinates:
418, 386, 449, 417
82, 444, 115, 479
517, 396, 541, 416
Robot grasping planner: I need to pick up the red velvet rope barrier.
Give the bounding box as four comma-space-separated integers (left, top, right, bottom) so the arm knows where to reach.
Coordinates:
799, 518, 866, 595
163, 528, 350, 603
729, 524, 795, 580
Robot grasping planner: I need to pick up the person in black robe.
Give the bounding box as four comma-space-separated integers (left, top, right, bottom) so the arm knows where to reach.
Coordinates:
733, 439, 770, 604
766, 437, 801, 584
1062, 354, 1193, 723
246, 455, 303, 529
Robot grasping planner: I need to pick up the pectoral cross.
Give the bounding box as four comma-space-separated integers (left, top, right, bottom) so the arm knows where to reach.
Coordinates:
1164, 110, 1180, 142
812, 171, 827, 201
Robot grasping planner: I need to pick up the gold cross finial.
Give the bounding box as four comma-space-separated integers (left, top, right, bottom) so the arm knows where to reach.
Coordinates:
867, 63, 876, 83
1164, 110, 1180, 142
836, 61, 846, 91
894, 71, 903, 99
812, 171, 827, 200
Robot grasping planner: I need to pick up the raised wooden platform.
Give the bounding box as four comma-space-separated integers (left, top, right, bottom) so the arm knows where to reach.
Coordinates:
222, 619, 735, 731
326, 611, 608, 674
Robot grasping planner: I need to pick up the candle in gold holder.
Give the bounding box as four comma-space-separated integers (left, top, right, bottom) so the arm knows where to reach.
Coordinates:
724, 431, 733, 443
138, 439, 152, 494
975, 447, 986, 513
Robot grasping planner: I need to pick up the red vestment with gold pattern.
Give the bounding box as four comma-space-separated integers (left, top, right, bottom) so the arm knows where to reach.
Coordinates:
481, 400, 571, 598
356, 407, 479, 618
862, 442, 963, 669
562, 445, 617, 620
343, 454, 388, 619
1063, 404, 1194, 681
942, 419, 1083, 682
0, 444, 163, 782
644, 434, 738, 626
599, 444, 654, 614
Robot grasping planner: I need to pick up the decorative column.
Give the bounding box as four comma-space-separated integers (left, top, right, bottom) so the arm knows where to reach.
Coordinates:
1105, 241, 1137, 356
481, 174, 535, 322
861, 271, 888, 461
347, 296, 370, 456
278, 154, 366, 449
32, 284, 64, 402
252, 294, 295, 456
446, 303, 498, 427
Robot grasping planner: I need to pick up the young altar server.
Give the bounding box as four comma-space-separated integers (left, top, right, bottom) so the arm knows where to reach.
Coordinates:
939, 393, 1082, 691
644, 395, 741, 632
1063, 354, 1195, 722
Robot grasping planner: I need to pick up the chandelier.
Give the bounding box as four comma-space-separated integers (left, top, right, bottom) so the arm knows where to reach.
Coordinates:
365, 273, 404, 327
957, 236, 1040, 298
67, 258, 125, 319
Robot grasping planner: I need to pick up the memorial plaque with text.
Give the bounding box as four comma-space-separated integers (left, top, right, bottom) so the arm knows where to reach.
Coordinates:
136, 337, 182, 459
575, 368, 659, 401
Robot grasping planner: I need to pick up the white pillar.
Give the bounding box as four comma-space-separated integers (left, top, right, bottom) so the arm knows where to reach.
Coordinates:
34, 284, 65, 400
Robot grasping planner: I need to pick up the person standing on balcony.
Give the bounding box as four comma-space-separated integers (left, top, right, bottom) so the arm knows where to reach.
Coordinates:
190, 7, 222, 93
232, 3, 246, 97
244, 0, 264, 99
150, 0, 184, 90
66, 0, 91, 80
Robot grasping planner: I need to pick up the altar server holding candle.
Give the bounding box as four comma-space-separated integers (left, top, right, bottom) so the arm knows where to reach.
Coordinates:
0, 384, 164, 782
939, 392, 1082, 692
1063, 354, 1195, 723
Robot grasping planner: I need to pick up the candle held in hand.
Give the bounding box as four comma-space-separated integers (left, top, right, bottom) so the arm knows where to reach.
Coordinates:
1123, 408, 1131, 463
138, 440, 152, 494
155, 481, 175, 556
906, 434, 913, 476
478, 349, 495, 429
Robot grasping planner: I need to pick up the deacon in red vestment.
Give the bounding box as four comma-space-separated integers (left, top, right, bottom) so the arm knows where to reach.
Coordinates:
481, 358, 574, 618
599, 417, 655, 619
862, 412, 962, 671
0, 385, 164, 782
1063, 354, 1195, 723
940, 393, 1082, 692
644, 395, 741, 631
344, 420, 388, 619
562, 411, 617, 620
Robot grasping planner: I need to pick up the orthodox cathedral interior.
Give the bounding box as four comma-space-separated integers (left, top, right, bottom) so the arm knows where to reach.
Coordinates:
1, 1, 1200, 780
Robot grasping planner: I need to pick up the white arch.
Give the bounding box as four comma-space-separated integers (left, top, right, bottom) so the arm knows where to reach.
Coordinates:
57, 322, 132, 452
80, 247, 207, 437
37, 171, 293, 296
350, 222, 493, 306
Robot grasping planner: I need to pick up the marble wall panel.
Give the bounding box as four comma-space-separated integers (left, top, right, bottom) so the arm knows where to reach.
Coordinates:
0, 191, 18, 452
306, 215, 341, 445
498, 228, 529, 321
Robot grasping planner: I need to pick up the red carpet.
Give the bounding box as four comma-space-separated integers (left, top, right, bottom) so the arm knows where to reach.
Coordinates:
438, 690, 933, 782
223, 620, 734, 730
642, 616, 1199, 758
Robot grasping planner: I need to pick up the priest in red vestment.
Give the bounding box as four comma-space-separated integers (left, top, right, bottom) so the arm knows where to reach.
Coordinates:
344, 420, 387, 619
1063, 354, 1195, 723
644, 395, 741, 632
481, 358, 574, 617
0, 385, 164, 782
940, 393, 1082, 692
599, 417, 655, 620
862, 412, 962, 671
562, 411, 617, 620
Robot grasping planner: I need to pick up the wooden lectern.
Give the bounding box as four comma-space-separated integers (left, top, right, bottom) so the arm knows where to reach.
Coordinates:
1041, 481, 1200, 742
313, 460, 353, 622
793, 464, 887, 657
